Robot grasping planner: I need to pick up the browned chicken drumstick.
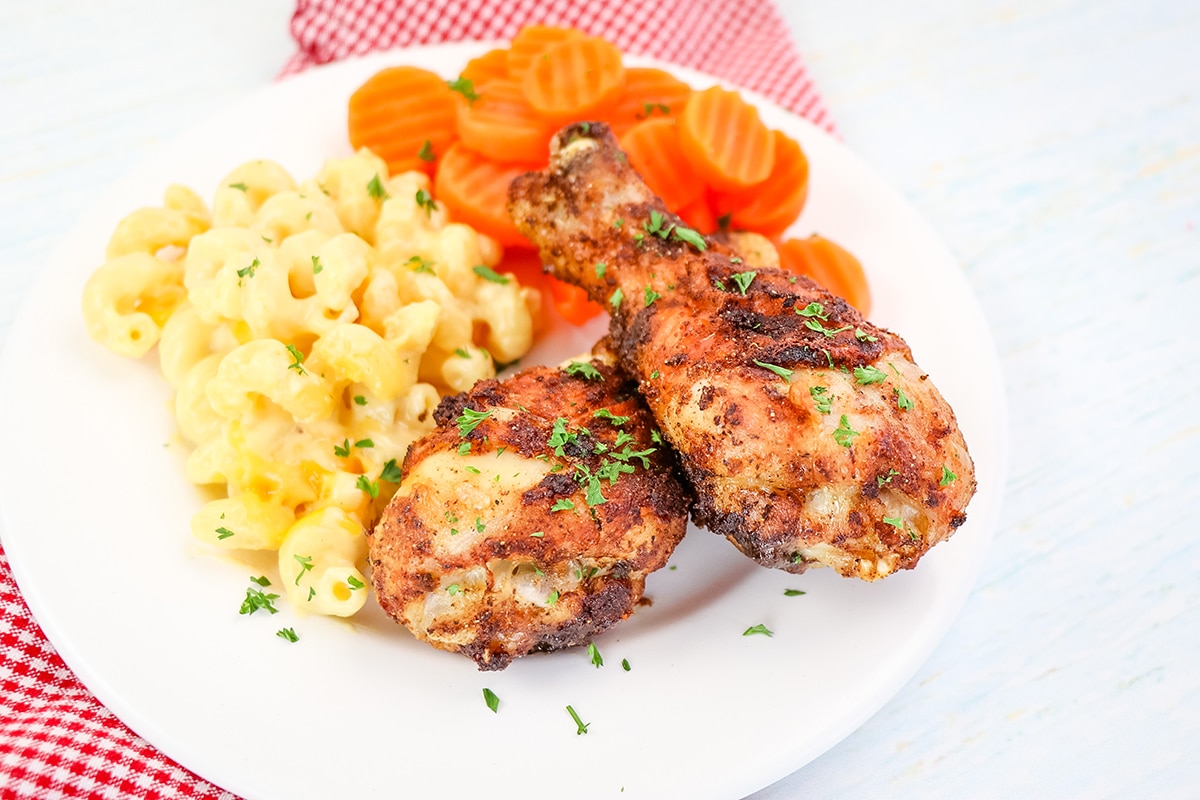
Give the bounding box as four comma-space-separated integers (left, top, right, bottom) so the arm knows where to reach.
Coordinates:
369, 342, 690, 670
509, 122, 976, 580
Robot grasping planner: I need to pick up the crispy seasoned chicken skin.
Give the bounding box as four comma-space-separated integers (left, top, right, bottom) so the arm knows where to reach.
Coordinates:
369, 341, 690, 670
508, 122, 976, 580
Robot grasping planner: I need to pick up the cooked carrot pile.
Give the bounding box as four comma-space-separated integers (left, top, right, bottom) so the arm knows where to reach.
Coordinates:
347, 25, 870, 324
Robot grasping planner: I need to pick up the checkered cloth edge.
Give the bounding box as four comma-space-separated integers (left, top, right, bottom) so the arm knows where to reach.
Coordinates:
283, 0, 836, 131
1, 2, 832, 796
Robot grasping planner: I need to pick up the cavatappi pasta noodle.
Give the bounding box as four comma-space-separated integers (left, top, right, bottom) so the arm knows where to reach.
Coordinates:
82, 149, 540, 617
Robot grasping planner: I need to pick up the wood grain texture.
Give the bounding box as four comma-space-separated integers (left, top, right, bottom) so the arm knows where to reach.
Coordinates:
0, 1, 1196, 797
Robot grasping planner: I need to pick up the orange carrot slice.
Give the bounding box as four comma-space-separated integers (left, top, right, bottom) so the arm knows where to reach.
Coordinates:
775, 235, 872, 316
619, 118, 705, 211
506, 25, 584, 80
602, 67, 693, 137
676, 193, 718, 234
521, 35, 626, 125
460, 47, 511, 90
548, 277, 604, 326
713, 130, 809, 236
679, 86, 775, 191
456, 77, 554, 165
434, 143, 536, 247
347, 66, 459, 176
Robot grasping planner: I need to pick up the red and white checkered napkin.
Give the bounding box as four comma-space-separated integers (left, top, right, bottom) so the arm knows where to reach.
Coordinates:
0, 2, 830, 797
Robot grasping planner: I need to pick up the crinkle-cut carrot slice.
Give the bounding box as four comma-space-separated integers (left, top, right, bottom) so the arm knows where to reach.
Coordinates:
548, 276, 604, 326
434, 143, 536, 247
347, 66, 459, 176
520, 35, 626, 125
713, 130, 809, 236
618, 117, 705, 211
602, 67, 693, 137
775, 235, 872, 316
456, 77, 554, 165
460, 47, 511, 90
679, 86, 776, 191
506, 25, 584, 80
676, 193, 718, 235
496, 247, 553, 332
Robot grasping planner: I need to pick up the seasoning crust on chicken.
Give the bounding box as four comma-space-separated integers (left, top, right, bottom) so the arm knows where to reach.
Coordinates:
369, 342, 690, 670
508, 122, 976, 580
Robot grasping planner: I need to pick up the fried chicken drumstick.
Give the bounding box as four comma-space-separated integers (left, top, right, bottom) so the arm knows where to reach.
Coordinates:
369, 343, 690, 670
508, 122, 976, 580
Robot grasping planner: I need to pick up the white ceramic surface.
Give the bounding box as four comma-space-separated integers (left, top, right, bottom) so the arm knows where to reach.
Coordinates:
0, 45, 1005, 800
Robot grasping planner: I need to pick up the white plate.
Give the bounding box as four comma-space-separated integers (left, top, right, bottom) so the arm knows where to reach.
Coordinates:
0, 44, 1007, 800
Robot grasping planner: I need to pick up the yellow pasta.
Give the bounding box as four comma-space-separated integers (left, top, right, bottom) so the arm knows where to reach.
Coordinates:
80, 149, 541, 617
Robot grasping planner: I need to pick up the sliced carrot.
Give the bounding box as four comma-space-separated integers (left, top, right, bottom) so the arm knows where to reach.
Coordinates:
713, 130, 809, 236
619, 118, 705, 210
456, 77, 554, 165
497, 247, 553, 330
460, 47, 511, 90
679, 86, 775, 191
775, 235, 872, 316
548, 276, 604, 326
506, 25, 584, 80
434, 143, 536, 247
347, 66, 459, 176
676, 193, 718, 235
602, 68, 693, 137
521, 35, 626, 125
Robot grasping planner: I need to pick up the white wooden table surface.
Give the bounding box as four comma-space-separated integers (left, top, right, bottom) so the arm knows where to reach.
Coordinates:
1, 1, 1197, 797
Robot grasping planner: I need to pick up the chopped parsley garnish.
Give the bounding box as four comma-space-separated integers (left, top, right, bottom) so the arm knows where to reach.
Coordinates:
334, 439, 352, 458
804, 319, 853, 338
855, 327, 878, 342
236, 257, 259, 285
447, 583, 461, 595
473, 264, 509, 284
595, 262, 607, 278
784, 589, 806, 597
877, 468, 900, 487
417, 139, 435, 162
482, 687, 500, 713
730, 270, 757, 295
276, 627, 299, 643
353, 395, 367, 405
753, 360, 794, 381
587, 642, 604, 668
550, 498, 575, 512
940, 466, 958, 486
644, 286, 661, 306
833, 415, 860, 447
474, 517, 485, 533
228, 182, 249, 192
239, 587, 280, 616
367, 173, 389, 200
609, 287, 624, 308
380, 459, 402, 483
415, 188, 436, 216
293, 555, 314, 585
566, 705, 590, 735
621, 658, 631, 671
407, 255, 436, 274
809, 385, 832, 414
546, 589, 560, 605
464, 465, 481, 475
592, 409, 629, 425
454, 347, 471, 358
530, 531, 545, 538
672, 225, 707, 251
347, 575, 365, 590
883, 515, 906, 530
853, 365, 888, 385
456, 407, 492, 437
447, 77, 479, 102
250, 575, 271, 586
564, 361, 603, 381
895, 387, 914, 410
457, 441, 472, 456
743, 623, 774, 637
285, 343, 307, 374
356, 474, 380, 498
312, 255, 323, 274
216, 526, 235, 540
796, 302, 828, 320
